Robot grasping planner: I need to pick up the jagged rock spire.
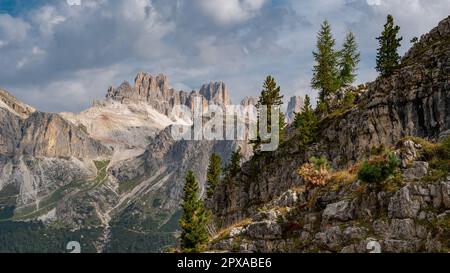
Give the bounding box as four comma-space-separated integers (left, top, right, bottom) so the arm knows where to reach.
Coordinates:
106, 72, 232, 116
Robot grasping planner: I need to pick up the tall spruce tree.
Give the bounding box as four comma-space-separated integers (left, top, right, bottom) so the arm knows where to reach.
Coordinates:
179, 171, 208, 252
251, 76, 284, 153
376, 15, 403, 76
294, 95, 318, 147
206, 153, 222, 198
339, 32, 360, 87
312, 20, 340, 104
225, 147, 243, 178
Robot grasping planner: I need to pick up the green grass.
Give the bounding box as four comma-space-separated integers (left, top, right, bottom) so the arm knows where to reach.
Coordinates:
12, 203, 56, 221
118, 175, 145, 194
38, 181, 83, 209
85, 160, 110, 191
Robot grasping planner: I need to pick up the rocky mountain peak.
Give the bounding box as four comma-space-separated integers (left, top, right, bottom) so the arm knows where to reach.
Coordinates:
286, 96, 304, 124
105, 72, 232, 116
199, 81, 231, 106
240, 96, 258, 107
0, 88, 35, 119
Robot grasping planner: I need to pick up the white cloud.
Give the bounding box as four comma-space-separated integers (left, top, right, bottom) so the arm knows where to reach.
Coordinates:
0, 14, 30, 47
31, 6, 66, 36
32, 47, 45, 55
195, 0, 267, 25
67, 0, 82, 6
13, 66, 122, 112
366, 0, 450, 37
0, 0, 449, 112
366, 0, 383, 5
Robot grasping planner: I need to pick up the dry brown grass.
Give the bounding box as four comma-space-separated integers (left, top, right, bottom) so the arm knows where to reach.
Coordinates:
298, 163, 331, 188
214, 218, 252, 241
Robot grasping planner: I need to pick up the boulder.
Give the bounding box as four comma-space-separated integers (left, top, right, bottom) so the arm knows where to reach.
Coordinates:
245, 221, 282, 240
388, 186, 421, 219
322, 200, 355, 223
403, 161, 429, 180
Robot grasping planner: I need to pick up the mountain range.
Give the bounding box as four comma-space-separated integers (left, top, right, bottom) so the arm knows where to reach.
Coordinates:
0, 70, 303, 252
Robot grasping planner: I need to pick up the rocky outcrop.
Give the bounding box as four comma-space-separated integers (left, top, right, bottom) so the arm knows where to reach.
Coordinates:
286, 96, 304, 124
210, 144, 450, 252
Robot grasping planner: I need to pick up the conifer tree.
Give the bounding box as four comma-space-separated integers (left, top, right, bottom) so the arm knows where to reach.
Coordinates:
338, 32, 360, 87
294, 95, 318, 147
225, 147, 243, 178
206, 153, 222, 198
251, 76, 284, 153
312, 20, 340, 104
376, 15, 403, 76
179, 171, 209, 252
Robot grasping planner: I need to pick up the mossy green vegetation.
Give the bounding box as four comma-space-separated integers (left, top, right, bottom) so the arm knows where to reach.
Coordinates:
358, 152, 400, 183
90, 160, 110, 189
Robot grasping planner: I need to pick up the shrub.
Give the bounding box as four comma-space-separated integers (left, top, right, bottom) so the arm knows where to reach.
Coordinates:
358, 152, 400, 183
310, 156, 331, 170
298, 157, 331, 187
341, 91, 356, 109
370, 145, 389, 156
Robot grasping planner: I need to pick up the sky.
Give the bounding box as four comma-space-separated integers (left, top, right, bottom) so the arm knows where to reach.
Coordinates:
0, 0, 448, 113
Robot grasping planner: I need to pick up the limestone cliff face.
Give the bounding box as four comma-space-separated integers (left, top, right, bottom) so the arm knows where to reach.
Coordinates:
0, 108, 22, 157
0, 90, 110, 160
18, 112, 111, 159
0, 89, 36, 157
209, 16, 450, 238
